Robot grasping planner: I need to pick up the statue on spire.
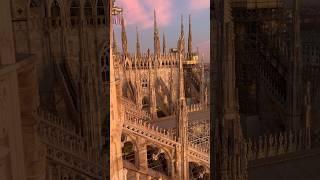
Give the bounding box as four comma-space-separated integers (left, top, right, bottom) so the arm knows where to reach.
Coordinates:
188, 14, 192, 57
136, 27, 141, 58
163, 32, 166, 55
154, 10, 161, 56
178, 14, 185, 54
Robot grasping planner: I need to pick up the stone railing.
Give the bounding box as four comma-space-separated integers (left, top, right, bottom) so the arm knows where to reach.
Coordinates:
123, 112, 178, 148
37, 109, 87, 156
121, 97, 151, 119
188, 145, 210, 165
123, 108, 210, 164
45, 144, 102, 179
246, 128, 311, 161
187, 103, 208, 112
36, 109, 104, 178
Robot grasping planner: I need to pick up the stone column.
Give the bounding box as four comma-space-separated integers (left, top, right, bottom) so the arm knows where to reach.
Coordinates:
110, 1, 124, 180
136, 137, 148, 173
135, 172, 140, 180
171, 160, 175, 177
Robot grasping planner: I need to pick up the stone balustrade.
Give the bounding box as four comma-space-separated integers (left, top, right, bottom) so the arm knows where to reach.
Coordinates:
123, 108, 210, 166
187, 103, 208, 112
246, 128, 311, 161
45, 144, 102, 179
117, 53, 182, 70
36, 109, 105, 178
121, 97, 151, 119
188, 145, 210, 164
123, 112, 178, 147
36, 109, 86, 157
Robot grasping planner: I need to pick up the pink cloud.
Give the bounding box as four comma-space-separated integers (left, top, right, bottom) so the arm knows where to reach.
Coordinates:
189, 0, 209, 10
117, 0, 172, 29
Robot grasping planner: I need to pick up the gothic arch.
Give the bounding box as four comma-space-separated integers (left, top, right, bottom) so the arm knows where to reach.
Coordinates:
29, 0, 42, 17
122, 141, 136, 165
144, 143, 173, 162
50, 0, 61, 17
69, 0, 80, 17
142, 96, 149, 111
84, 0, 93, 17
141, 76, 148, 88
189, 162, 209, 180
121, 133, 138, 167
146, 145, 171, 176
96, 0, 105, 16
99, 43, 109, 97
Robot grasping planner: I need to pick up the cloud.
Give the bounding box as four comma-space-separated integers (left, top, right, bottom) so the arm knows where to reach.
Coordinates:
189, 0, 209, 10
117, 0, 173, 29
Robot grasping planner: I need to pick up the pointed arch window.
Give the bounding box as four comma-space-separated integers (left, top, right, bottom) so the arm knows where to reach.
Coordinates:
142, 78, 148, 88
97, 0, 105, 16
51, 0, 60, 17
30, 0, 41, 8
142, 96, 149, 110
84, 0, 92, 17
30, 0, 41, 17
70, 0, 80, 16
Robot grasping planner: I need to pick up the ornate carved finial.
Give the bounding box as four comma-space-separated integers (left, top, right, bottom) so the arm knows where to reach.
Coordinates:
178, 14, 185, 54
188, 14, 192, 56
154, 9, 161, 56
163, 32, 166, 55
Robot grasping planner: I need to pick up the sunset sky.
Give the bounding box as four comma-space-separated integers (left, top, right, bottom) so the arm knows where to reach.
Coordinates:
113, 0, 210, 62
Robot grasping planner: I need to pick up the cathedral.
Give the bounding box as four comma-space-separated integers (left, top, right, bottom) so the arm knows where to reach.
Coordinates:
110, 0, 210, 179
2, 0, 320, 179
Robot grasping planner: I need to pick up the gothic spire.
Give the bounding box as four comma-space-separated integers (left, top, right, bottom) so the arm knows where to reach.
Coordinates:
136, 27, 141, 58
112, 29, 118, 54
121, 15, 128, 56
287, 0, 302, 130
178, 47, 185, 100
188, 14, 192, 56
177, 24, 188, 180
154, 9, 161, 56
179, 14, 185, 54
163, 32, 166, 54
180, 14, 184, 38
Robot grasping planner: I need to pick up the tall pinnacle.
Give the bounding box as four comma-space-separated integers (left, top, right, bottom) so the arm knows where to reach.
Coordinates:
181, 15, 184, 38
177, 20, 187, 180
179, 14, 185, 54
154, 10, 161, 56
121, 15, 128, 56
136, 27, 141, 58
163, 32, 166, 54
188, 14, 192, 56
